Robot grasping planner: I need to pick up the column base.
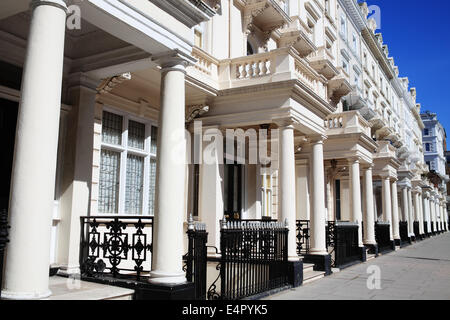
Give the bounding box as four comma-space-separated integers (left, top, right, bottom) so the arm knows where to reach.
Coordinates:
394, 239, 401, 247
303, 254, 332, 276
1, 289, 52, 300
134, 281, 195, 300
365, 244, 379, 257
410, 235, 416, 242
287, 260, 303, 288
359, 247, 367, 262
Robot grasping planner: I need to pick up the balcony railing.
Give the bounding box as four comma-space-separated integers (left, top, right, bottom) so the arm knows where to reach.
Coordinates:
324, 111, 372, 136
219, 48, 327, 100
79, 216, 154, 281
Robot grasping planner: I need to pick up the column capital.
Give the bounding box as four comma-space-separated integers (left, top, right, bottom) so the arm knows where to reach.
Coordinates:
308, 134, 327, 144
152, 49, 196, 73
361, 163, 374, 170
347, 156, 361, 164
31, 0, 68, 12
274, 118, 296, 130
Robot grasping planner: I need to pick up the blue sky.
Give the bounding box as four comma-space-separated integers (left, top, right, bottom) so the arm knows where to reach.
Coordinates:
360, 0, 450, 140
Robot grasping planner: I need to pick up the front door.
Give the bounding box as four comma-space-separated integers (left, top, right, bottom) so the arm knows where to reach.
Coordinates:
224, 163, 242, 220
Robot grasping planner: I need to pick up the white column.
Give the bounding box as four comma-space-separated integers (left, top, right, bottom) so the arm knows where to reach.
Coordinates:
430, 197, 437, 233
423, 194, 431, 234
407, 188, 415, 237
363, 166, 376, 245
391, 180, 400, 242
310, 136, 327, 255
381, 177, 393, 240
436, 201, 442, 231
417, 191, 424, 235
349, 158, 363, 246
413, 190, 420, 237
1, 0, 67, 300
401, 187, 409, 223
278, 123, 298, 260
149, 52, 191, 284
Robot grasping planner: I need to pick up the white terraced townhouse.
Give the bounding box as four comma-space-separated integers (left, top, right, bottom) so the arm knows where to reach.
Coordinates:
0, 0, 448, 301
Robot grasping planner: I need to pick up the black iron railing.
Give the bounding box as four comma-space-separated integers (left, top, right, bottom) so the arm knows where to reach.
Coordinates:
431, 223, 435, 234
327, 222, 360, 268
79, 216, 153, 281
413, 221, 420, 239
0, 209, 10, 289
399, 221, 409, 243
296, 220, 310, 255
208, 220, 289, 300
375, 222, 392, 252
184, 218, 208, 300
423, 221, 428, 236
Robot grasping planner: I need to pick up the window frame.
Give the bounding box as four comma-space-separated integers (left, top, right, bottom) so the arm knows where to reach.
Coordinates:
98, 106, 158, 216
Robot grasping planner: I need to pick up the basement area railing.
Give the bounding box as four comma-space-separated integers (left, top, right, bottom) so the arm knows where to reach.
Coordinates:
79, 216, 153, 281
296, 220, 310, 255
0, 209, 10, 289
413, 221, 420, 239
208, 220, 289, 300
375, 221, 392, 252
399, 221, 409, 243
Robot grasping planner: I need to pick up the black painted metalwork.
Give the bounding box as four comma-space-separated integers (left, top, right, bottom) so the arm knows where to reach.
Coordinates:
399, 221, 409, 243
423, 221, 428, 236
184, 218, 208, 300
208, 220, 289, 300
413, 221, 420, 239
296, 220, 310, 255
79, 216, 153, 281
375, 222, 392, 252
0, 209, 10, 289
327, 222, 360, 268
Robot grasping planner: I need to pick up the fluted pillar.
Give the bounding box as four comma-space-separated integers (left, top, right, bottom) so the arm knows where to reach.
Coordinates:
349, 158, 363, 247
430, 197, 437, 233
363, 166, 376, 246
149, 52, 193, 284
1, 0, 68, 300
413, 190, 420, 238
278, 123, 298, 260
391, 180, 401, 243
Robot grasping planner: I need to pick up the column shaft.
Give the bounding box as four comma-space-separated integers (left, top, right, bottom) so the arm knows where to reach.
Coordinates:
310, 139, 327, 255
382, 177, 393, 240
407, 189, 414, 237
150, 59, 188, 284
2, 0, 67, 299
391, 181, 400, 241
349, 159, 363, 246
363, 167, 376, 245
279, 125, 298, 260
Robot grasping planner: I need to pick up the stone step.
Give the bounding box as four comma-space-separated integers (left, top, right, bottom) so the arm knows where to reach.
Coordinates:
303, 263, 315, 272
303, 269, 325, 285
366, 254, 377, 261
47, 276, 135, 300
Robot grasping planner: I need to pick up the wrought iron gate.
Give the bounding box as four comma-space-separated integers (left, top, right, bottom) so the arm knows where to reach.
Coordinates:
209, 219, 289, 300
327, 222, 360, 268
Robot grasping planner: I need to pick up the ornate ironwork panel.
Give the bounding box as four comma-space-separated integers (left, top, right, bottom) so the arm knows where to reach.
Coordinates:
296, 220, 310, 255
80, 216, 153, 281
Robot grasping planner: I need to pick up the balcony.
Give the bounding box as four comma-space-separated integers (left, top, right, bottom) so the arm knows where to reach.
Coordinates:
218, 47, 328, 100
308, 47, 339, 80
279, 16, 317, 57
324, 111, 372, 137
240, 0, 291, 34
375, 126, 393, 141
343, 85, 368, 111
327, 67, 352, 104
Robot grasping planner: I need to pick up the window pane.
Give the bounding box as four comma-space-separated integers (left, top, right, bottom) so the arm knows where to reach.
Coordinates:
125, 155, 144, 214
148, 158, 157, 216
102, 111, 123, 145
128, 120, 145, 150
99, 150, 120, 213
151, 126, 158, 154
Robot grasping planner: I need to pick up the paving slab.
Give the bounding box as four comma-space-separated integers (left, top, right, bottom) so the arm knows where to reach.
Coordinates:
263, 233, 450, 300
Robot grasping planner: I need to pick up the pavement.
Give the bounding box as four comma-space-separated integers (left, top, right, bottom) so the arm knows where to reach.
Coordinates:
264, 232, 450, 300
